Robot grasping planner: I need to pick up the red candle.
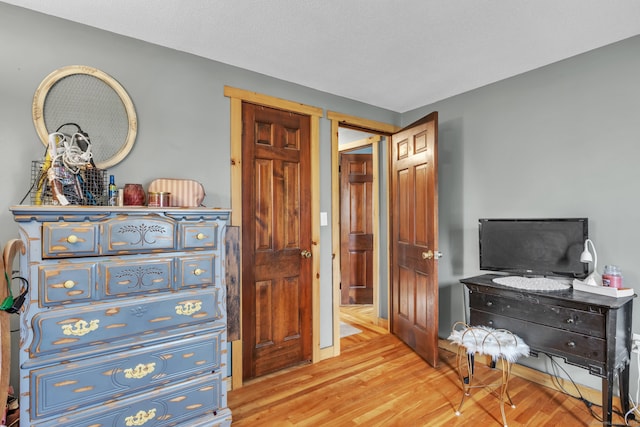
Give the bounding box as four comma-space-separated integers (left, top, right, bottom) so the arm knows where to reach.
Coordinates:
123, 183, 146, 206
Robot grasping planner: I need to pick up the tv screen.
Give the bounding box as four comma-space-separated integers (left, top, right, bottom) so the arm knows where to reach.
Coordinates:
479, 218, 588, 278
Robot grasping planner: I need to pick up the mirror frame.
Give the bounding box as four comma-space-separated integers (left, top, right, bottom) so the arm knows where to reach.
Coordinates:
32, 65, 137, 169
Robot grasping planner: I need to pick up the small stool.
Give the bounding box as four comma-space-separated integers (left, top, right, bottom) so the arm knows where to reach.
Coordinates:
448, 322, 529, 427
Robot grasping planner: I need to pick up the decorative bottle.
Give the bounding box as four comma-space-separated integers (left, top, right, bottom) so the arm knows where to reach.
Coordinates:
602, 265, 623, 288
108, 175, 117, 206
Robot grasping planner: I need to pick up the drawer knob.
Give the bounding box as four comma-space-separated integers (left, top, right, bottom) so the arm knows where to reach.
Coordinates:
566, 318, 574, 324
67, 235, 79, 244
193, 268, 204, 276
486, 301, 493, 307
567, 341, 576, 348
63, 280, 75, 289
196, 232, 206, 240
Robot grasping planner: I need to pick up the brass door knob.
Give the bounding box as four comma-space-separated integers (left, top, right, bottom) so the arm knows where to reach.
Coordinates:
301, 250, 312, 258
422, 250, 433, 260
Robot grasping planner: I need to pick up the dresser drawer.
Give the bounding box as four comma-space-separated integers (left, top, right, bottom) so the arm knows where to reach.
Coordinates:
103, 216, 176, 254
179, 255, 216, 287
468, 291, 606, 338
471, 309, 607, 366
31, 329, 222, 419
43, 222, 99, 258
180, 222, 219, 249
32, 373, 227, 427
102, 256, 175, 298
39, 262, 96, 305
30, 288, 223, 357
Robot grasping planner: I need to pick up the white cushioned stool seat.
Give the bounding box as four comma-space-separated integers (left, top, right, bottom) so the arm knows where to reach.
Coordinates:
448, 322, 530, 427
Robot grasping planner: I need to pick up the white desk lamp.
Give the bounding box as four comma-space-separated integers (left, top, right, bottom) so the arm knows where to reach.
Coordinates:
580, 239, 602, 286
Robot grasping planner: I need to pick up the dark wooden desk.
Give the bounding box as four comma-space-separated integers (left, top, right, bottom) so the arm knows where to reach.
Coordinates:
461, 274, 634, 425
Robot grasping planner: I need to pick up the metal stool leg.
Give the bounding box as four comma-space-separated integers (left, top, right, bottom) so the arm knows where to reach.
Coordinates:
455, 348, 474, 416
497, 358, 511, 427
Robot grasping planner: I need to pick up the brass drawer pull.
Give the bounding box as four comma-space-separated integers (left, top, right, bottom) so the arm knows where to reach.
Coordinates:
196, 232, 206, 240
63, 280, 76, 289
193, 268, 204, 276
124, 362, 156, 379
61, 319, 99, 336
125, 408, 157, 426
67, 234, 79, 244
175, 301, 203, 316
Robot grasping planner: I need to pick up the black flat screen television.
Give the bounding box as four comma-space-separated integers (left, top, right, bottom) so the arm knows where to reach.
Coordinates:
478, 218, 588, 278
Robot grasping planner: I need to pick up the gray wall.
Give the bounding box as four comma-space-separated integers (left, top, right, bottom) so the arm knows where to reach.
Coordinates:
0, 3, 399, 390
406, 35, 640, 391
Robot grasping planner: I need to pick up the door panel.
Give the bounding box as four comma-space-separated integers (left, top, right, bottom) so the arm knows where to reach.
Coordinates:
340, 153, 373, 305
391, 112, 439, 367
242, 103, 312, 379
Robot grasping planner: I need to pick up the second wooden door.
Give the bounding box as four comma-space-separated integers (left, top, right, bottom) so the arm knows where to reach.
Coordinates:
340, 153, 374, 305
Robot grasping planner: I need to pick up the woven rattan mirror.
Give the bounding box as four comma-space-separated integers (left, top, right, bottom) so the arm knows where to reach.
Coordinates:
32, 65, 137, 169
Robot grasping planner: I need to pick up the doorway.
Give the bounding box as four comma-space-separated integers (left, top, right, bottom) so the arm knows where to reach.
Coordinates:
225, 86, 323, 387
328, 111, 400, 358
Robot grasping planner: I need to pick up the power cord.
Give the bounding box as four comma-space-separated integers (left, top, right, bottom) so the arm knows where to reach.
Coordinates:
544, 353, 638, 426
624, 350, 640, 424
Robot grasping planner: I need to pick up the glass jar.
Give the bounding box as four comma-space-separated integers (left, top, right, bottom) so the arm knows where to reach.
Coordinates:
602, 265, 623, 288
123, 183, 146, 206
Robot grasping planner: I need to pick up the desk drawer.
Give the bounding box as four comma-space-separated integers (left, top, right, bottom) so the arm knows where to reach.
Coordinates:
31, 330, 222, 419
471, 309, 607, 366
468, 291, 606, 338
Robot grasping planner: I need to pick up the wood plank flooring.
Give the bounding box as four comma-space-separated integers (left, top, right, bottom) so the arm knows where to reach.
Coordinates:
228, 306, 635, 426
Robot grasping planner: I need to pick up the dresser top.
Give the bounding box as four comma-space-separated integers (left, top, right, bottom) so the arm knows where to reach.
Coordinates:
462, 273, 635, 309
10, 205, 231, 222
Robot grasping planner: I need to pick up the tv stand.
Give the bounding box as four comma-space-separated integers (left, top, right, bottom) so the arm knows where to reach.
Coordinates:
461, 274, 634, 426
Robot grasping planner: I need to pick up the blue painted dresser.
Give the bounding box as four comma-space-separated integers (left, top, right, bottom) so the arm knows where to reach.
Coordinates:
10, 206, 233, 427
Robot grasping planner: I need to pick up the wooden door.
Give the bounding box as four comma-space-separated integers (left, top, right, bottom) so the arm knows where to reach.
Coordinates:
390, 112, 439, 367
241, 102, 313, 379
340, 153, 373, 305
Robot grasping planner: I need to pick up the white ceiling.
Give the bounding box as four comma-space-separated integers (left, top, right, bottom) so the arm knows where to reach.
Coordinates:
5, 0, 640, 112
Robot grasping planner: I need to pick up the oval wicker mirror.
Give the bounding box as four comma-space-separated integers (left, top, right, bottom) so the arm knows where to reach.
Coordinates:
32, 65, 137, 169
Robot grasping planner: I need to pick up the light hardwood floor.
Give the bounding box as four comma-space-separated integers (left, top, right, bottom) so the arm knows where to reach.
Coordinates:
228, 306, 634, 426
